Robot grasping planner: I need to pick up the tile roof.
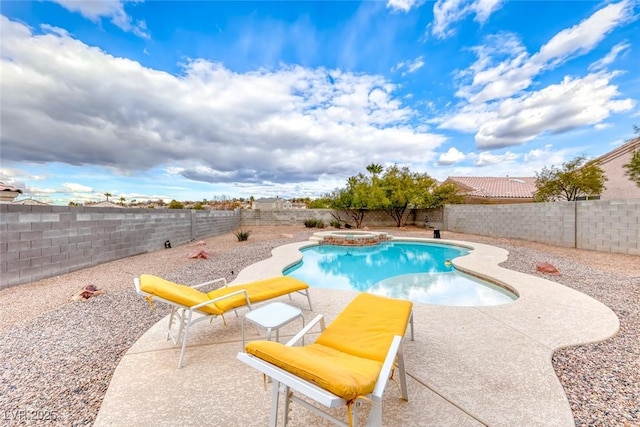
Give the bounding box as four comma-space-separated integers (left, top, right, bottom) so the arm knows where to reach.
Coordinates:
446, 176, 537, 199
0, 182, 23, 193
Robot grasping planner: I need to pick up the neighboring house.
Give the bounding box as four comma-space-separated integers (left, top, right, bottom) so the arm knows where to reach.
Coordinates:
0, 183, 23, 204
593, 137, 640, 200
85, 201, 124, 208
444, 176, 537, 204
13, 198, 50, 206
252, 197, 292, 210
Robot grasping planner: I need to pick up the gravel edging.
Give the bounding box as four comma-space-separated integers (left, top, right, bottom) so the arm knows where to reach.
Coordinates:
0, 228, 638, 426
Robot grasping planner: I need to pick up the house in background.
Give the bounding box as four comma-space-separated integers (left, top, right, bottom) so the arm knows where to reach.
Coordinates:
12, 198, 50, 206
252, 197, 292, 210
85, 200, 124, 208
593, 137, 640, 200
444, 176, 537, 204
0, 183, 23, 204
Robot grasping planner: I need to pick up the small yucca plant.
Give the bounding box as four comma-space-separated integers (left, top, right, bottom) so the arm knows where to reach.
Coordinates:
234, 229, 251, 241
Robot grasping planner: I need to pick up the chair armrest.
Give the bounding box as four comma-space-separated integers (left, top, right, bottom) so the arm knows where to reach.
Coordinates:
192, 277, 227, 290
285, 314, 325, 347
371, 335, 402, 398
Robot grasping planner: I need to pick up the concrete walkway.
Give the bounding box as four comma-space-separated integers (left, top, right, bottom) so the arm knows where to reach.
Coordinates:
94, 239, 619, 426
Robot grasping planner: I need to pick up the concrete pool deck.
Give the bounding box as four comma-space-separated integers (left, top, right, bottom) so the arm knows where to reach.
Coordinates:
94, 238, 619, 426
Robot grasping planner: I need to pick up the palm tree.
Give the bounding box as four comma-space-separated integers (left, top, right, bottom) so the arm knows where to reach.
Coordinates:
119, 196, 126, 206
104, 192, 112, 202
366, 163, 383, 178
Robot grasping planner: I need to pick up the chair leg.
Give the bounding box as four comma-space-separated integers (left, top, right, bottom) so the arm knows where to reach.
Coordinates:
177, 310, 194, 369
270, 380, 280, 427
409, 311, 414, 341
282, 385, 291, 427
397, 344, 409, 400
305, 289, 313, 311
365, 396, 382, 427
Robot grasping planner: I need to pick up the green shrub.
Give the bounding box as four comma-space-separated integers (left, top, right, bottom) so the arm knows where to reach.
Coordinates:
234, 229, 251, 241
315, 221, 325, 228
330, 220, 342, 229
304, 219, 319, 228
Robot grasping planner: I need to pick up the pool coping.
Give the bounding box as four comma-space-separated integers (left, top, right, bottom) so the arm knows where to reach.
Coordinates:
94, 236, 620, 426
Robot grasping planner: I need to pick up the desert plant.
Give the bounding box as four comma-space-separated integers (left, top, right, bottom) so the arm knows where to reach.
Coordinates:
234, 229, 251, 241
315, 221, 325, 228
304, 219, 319, 228
330, 220, 342, 229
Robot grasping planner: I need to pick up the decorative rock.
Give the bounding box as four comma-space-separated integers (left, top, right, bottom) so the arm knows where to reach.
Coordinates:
536, 262, 560, 275
188, 249, 210, 259
71, 284, 105, 301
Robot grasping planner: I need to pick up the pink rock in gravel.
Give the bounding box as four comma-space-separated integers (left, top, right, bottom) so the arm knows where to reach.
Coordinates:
536, 262, 560, 275
188, 249, 210, 259
195, 240, 207, 246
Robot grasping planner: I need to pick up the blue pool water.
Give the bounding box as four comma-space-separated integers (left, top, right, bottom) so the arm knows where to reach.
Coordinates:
284, 242, 516, 306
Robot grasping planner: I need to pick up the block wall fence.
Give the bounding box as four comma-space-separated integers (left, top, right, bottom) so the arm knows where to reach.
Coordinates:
0, 205, 239, 289
443, 199, 640, 255
1, 201, 637, 289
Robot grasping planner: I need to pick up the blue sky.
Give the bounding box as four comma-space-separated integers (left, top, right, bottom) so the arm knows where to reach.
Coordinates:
1, 0, 638, 205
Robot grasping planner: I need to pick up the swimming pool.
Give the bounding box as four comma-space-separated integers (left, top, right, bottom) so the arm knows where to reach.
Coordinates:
284, 242, 517, 306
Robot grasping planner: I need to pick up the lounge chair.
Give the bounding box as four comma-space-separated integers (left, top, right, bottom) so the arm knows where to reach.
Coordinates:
237, 292, 414, 426
135, 274, 312, 368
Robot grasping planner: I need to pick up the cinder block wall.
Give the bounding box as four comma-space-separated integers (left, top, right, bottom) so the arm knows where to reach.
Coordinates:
443, 199, 640, 255
240, 209, 335, 226
240, 208, 443, 228
576, 199, 640, 255
0, 205, 239, 289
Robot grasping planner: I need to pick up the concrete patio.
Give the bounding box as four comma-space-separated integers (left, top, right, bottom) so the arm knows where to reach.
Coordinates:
94, 239, 619, 426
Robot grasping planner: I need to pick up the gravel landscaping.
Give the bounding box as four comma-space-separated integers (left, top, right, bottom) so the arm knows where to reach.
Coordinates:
0, 226, 638, 426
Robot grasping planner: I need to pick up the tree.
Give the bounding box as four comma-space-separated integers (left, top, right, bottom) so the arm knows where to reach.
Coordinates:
427, 182, 464, 207
623, 149, 640, 188
379, 166, 438, 227
119, 196, 126, 206
168, 199, 184, 209
534, 156, 607, 202
330, 173, 384, 228
104, 192, 112, 202
623, 125, 640, 188
366, 163, 383, 177
308, 197, 332, 209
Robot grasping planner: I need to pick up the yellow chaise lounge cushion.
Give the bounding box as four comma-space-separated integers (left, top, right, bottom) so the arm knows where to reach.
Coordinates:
316, 293, 413, 362
139, 274, 309, 315
246, 341, 382, 401
245, 293, 413, 401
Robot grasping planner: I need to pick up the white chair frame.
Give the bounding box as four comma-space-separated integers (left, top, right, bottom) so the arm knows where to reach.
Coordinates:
237, 313, 412, 426
135, 277, 313, 368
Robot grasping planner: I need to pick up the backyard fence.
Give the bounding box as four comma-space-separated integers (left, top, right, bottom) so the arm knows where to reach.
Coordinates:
0, 205, 239, 289
443, 199, 640, 255
1, 200, 637, 289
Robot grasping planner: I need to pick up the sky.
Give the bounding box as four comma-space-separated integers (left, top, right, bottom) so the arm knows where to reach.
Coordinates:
1, 0, 639, 205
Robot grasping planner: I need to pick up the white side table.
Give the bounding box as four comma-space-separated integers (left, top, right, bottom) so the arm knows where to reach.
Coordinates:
242, 302, 305, 349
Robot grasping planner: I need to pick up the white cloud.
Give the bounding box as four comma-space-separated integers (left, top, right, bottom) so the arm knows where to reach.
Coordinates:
589, 42, 631, 71
50, 0, 149, 38
438, 1, 637, 150
392, 56, 425, 76
438, 147, 466, 165
431, 0, 504, 39
473, 73, 635, 149
0, 16, 447, 187
595, 123, 613, 130
474, 151, 518, 166
61, 183, 93, 193
457, 1, 635, 104
386, 0, 424, 13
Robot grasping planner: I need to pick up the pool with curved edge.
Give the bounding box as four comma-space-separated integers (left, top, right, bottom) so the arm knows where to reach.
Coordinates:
284, 241, 517, 306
